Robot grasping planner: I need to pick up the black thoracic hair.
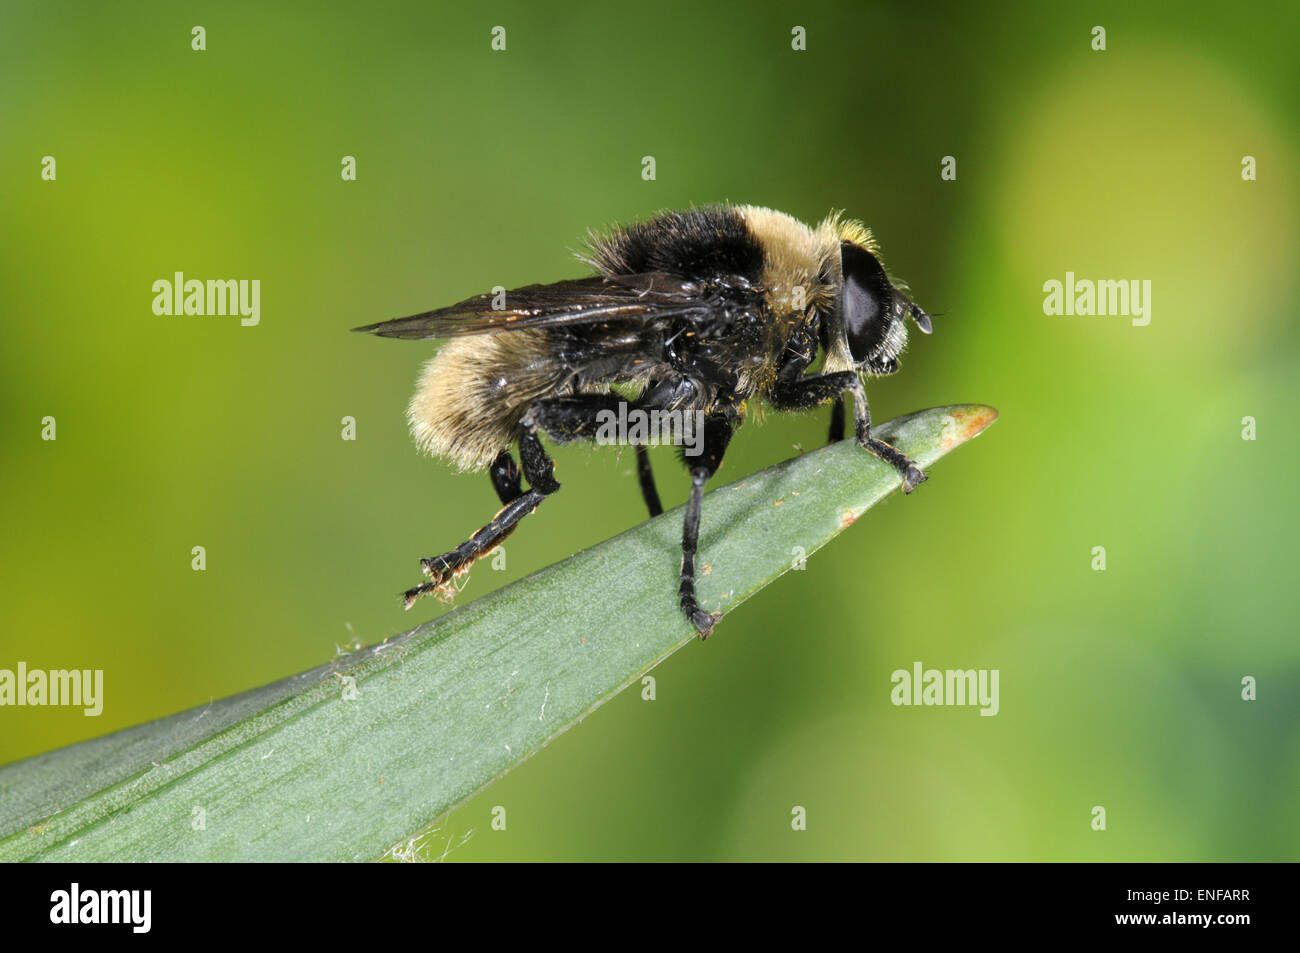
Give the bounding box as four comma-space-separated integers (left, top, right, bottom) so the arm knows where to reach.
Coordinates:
591, 206, 765, 282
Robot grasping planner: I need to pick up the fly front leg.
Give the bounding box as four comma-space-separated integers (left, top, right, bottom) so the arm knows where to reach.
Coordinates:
849, 378, 926, 493
769, 371, 926, 493
769, 370, 857, 411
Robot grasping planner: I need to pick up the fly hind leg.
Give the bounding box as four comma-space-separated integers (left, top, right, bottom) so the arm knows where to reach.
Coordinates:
489, 449, 523, 505
403, 432, 560, 608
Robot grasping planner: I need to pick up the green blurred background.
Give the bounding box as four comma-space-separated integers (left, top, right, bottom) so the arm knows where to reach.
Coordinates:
2, 0, 1297, 860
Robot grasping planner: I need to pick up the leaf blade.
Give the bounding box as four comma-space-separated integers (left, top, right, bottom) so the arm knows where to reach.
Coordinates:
0, 404, 997, 862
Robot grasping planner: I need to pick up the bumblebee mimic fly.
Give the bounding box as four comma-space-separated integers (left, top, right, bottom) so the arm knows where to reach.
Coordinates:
355, 204, 934, 638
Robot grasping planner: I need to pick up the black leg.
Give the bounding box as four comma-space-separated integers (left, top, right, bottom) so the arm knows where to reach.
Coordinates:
828, 396, 846, 444
770, 371, 857, 410
770, 372, 926, 493
679, 414, 734, 639
489, 450, 522, 505
849, 378, 926, 492
526, 393, 740, 636
523, 393, 679, 518
636, 445, 663, 517
403, 429, 560, 608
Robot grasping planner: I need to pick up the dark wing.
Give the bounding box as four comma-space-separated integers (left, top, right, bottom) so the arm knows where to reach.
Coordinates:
352, 273, 717, 340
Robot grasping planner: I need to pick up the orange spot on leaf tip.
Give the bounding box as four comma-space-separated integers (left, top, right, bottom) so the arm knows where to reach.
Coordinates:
941, 405, 999, 450
774, 499, 784, 507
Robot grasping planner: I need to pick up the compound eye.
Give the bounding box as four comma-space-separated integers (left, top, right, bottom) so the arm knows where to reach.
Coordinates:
839, 242, 894, 362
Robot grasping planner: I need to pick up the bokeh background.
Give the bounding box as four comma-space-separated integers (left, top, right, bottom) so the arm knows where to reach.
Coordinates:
2, 0, 1297, 860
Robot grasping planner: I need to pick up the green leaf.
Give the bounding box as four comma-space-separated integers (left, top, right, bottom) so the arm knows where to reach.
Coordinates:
0, 404, 997, 861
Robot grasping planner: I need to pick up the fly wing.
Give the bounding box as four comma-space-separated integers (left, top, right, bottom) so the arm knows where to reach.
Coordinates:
353, 273, 715, 340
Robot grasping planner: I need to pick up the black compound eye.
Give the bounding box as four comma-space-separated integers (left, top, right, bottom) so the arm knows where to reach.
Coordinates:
839, 242, 895, 362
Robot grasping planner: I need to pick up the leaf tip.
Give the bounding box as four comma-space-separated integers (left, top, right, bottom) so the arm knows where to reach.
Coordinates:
940, 404, 999, 450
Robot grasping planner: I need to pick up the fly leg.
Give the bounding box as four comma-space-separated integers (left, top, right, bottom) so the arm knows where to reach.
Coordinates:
403, 430, 560, 608
773, 321, 847, 448
489, 449, 523, 505
849, 377, 926, 492
514, 393, 734, 638
410, 391, 665, 611
523, 391, 738, 638
525, 392, 675, 518
828, 397, 846, 444
769, 371, 926, 492
678, 413, 734, 639
636, 446, 663, 517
